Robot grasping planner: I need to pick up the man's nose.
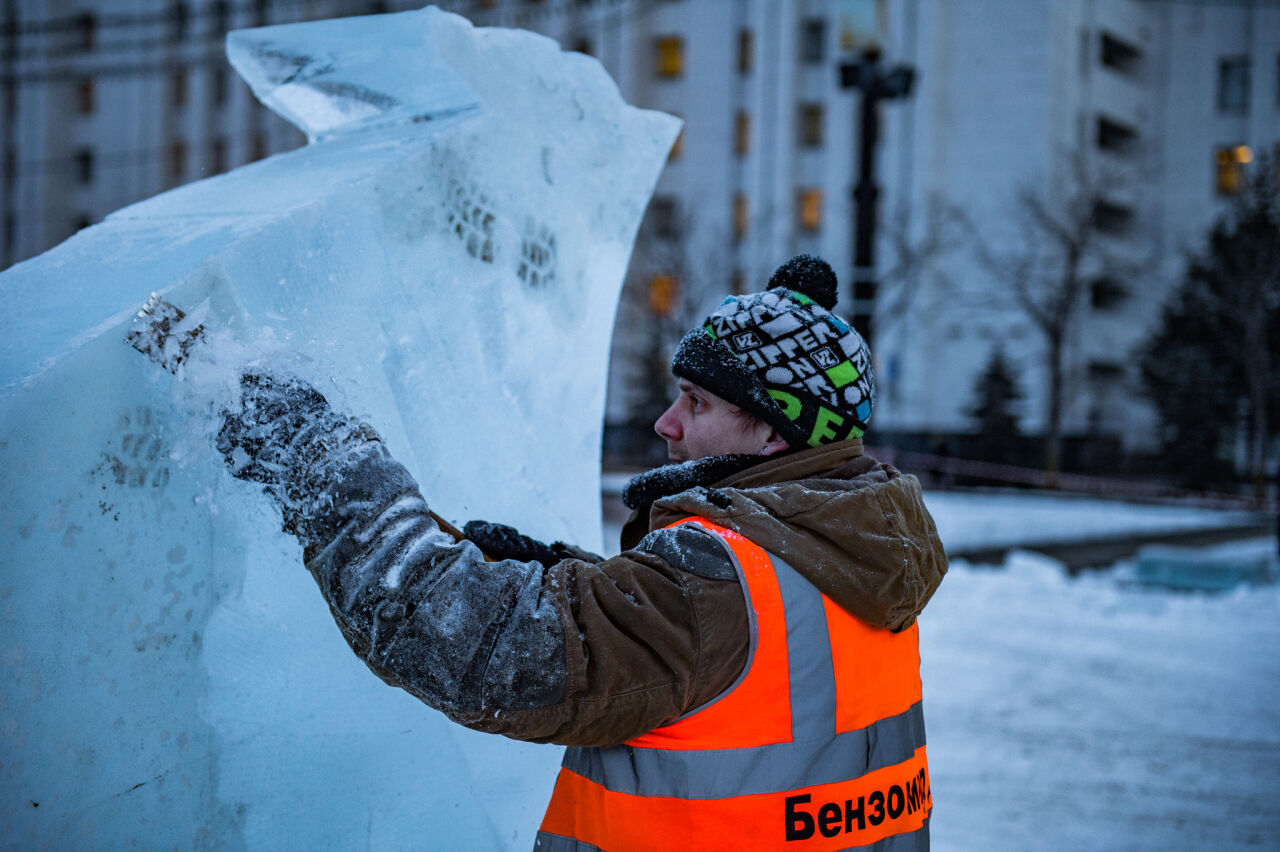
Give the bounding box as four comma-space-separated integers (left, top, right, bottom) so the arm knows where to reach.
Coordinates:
654, 404, 681, 441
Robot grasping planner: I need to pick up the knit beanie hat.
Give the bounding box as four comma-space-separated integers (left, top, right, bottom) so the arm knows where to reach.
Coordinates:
671, 254, 875, 449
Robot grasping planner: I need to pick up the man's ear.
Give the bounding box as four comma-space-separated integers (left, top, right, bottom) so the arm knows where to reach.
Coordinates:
761, 428, 789, 457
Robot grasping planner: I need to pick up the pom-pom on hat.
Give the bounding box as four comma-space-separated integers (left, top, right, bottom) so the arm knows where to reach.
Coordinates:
672, 254, 875, 450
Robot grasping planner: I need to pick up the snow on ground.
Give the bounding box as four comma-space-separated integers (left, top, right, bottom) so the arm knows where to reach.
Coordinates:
922, 543, 1280, 850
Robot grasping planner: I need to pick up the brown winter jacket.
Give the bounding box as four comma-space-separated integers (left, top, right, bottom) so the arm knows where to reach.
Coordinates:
296, 438, 947, 749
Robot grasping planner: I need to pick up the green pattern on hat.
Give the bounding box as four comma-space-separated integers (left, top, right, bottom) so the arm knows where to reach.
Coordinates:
768, 389, 803, 421
826, 360, 860, 388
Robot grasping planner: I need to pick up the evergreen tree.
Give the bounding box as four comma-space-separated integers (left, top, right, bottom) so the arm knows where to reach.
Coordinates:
967, 347, 1024, 463
1140, 160, 1280, 493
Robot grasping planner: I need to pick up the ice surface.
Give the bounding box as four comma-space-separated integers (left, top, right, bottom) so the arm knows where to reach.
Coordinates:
0, 7, 678, 849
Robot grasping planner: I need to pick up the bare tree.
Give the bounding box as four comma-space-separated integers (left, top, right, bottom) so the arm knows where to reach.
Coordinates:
876, 194, 967, 330
972, 152, 1147, 480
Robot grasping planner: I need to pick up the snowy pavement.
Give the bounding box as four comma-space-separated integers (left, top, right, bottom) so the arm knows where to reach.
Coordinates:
922, 545, 1280, 850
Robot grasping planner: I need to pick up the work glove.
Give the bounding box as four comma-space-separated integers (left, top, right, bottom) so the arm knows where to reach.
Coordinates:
462, 521, 602, 567
216, 371, 381, 535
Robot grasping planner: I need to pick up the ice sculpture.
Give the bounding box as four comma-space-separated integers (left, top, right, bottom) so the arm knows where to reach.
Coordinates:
0, 7, 678, 848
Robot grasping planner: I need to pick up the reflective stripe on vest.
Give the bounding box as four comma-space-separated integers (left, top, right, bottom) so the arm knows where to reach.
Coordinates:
537, 518, 930, 851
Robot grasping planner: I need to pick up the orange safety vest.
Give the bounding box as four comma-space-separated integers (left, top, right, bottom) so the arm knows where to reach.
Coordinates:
537, 518, 931, 851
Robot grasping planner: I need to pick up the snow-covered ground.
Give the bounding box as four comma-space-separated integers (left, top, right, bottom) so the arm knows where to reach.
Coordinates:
923, 544, 1280, 850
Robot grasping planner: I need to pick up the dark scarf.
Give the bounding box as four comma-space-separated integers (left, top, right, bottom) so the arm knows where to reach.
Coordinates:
621, 453, 767, 511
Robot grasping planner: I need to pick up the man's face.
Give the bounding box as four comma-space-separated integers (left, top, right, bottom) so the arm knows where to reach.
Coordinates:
654, 379, 783, 463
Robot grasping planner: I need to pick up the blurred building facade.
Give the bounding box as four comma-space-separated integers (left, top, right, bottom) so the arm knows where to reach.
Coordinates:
4, 0, 1278, 464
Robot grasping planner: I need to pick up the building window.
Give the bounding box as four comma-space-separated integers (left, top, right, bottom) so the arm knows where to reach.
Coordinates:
801, 19, 826, 64
798, 188, 822, 231
1099, 32, 1141, 75
655, 36, 685, 78
210, 137, 227, 175
170, 138, 188, 181
1215, 144, 1252, 195
738, 29, 753, 74
648, 196, 680, 239
734, 193, 749, 239
735, 110, 750, 155
648, 273, 678, 317
211, 69, 228, 107
213, 0, 232, 33
172, 69, 188, 110
1092, 198, 1133, 233
76, 77, 95, 115
1089, 277, 1127, 310
170, 2, 190, 41
74, 12, 96, 52
1095, 115, 1136, 154
1217, 56, 1250, 114
74, 149, 94, 184
799, 103, 824, 148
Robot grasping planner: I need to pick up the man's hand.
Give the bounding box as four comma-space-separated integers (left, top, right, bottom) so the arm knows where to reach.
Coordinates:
463, 521, 602, 567
217, 373, 332, 484
216, 371, 380, 537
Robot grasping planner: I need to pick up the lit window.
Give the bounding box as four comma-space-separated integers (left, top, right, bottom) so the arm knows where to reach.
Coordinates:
801, 19, 826, 64
735, 110, 750, 155
798, 188, 822, 231
734, 194, 749, 239
738, 29, 753, 74
1215, 144, 1252, 195
1217, 56, 1250, 114
76, 77, 95, 115
799, 103, 824, 148
655, 36, 685, 78
648, 274, 678, 317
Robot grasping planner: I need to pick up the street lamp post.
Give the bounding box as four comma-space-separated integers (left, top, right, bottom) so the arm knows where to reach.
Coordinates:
839, 50, 915, 346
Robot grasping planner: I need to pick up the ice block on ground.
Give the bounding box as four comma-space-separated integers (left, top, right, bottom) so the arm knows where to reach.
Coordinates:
0, 7, 679, 849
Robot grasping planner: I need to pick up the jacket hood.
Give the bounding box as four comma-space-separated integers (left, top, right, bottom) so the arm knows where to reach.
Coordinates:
637, 440, 948, 631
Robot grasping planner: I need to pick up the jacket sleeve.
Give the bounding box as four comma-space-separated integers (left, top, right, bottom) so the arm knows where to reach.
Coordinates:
296, 440, 750, 748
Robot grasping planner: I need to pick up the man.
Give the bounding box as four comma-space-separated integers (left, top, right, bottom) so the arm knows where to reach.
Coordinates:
218, 254, 947, 850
